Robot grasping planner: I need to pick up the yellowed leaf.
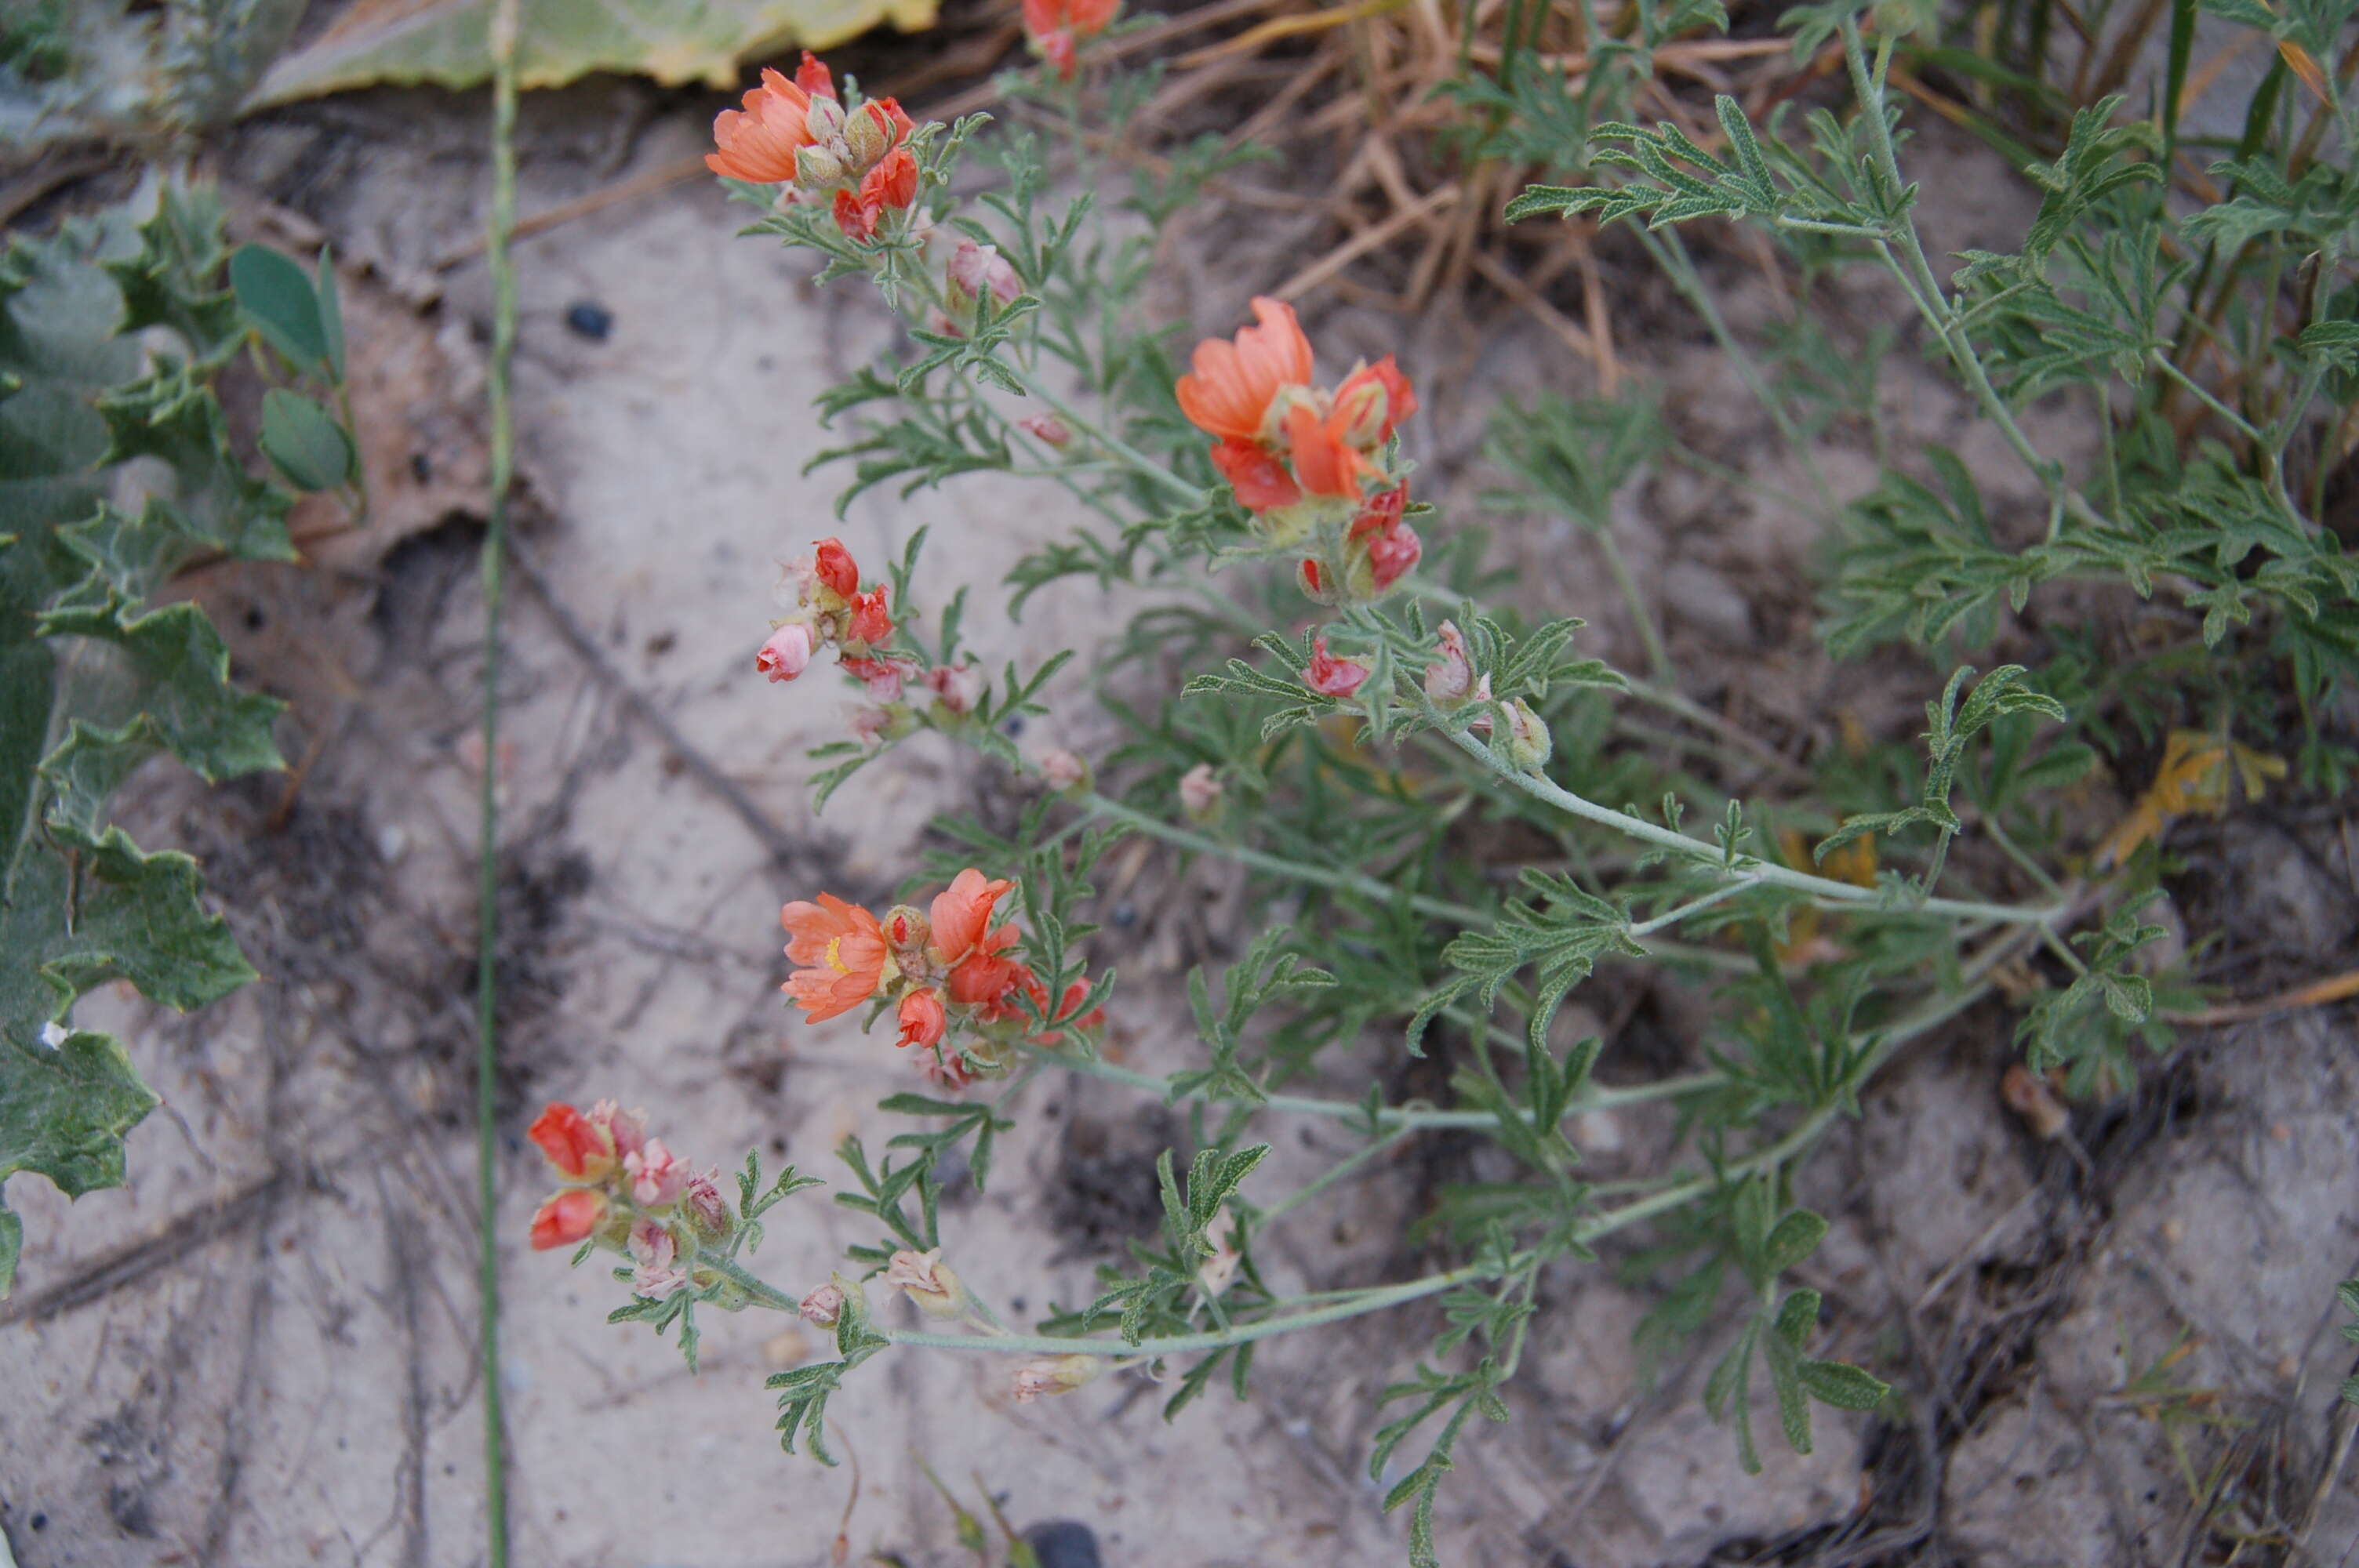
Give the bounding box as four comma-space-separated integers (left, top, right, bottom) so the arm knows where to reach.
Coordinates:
247, 0, 938, 104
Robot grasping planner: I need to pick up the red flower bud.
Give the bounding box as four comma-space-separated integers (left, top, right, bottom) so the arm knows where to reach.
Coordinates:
529, 1188, 608, 1250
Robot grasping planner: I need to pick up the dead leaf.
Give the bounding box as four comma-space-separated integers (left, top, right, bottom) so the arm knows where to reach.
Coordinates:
248, 0, 939, 104
2094, 728, 2286, 869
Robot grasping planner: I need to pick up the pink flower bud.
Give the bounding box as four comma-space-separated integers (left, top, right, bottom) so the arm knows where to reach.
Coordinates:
1038, 747, 1089, 792
682, 1168, 731, 1242
926, 660, 986, 715
624, 1138, 689, 1208
1364, 518, 1420, 592
841, 655, 904, 703
948, 240, 1022, 306
1303, 636, 1370, 699
1178, 762, 1223, 820
1424, 621, 1474, 706
849, 705, 894, 747
801, 1281, 845, 1327
1019, 414, 1070, 448
757, 621, 816, 684
628, 1218, 687, 1298
884, 1247, 966, 1319
587, 1098, 648, 1163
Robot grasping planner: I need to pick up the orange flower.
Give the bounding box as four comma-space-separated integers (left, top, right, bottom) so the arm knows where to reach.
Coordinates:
1281, 403, 1369, 500
1023, 0, 1119, 39
928, 869, 1016, 967
845, 584, 892, 647
529, 1102, 616, 1181
1176, 297, 1314, 444
781, 894, 893, 1022
707, 67, 822, 183
947, 925, 1024, 1009
896, 987, 947, 1049
1209, 438, 1302, 513
1022, 0, 1119, 74
791, 49, 838, 101
530, 1188, 608, 1250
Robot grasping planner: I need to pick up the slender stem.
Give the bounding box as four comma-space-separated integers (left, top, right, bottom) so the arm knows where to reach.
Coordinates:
1017, 1039, 1723, 1128
1081, 790, 1490, 926
1003, 360, 1208, 509
475, 5, 519, 1563
1256, 1127, 1414, 1224
814, 906, 2061, 1367
888, 1258, 1502, 1359
1593, 523, 1677, 687
1634, 225, 1834, 514
1424, 699, 2066, 926
1630, 876, 1760, 936
1842, 16, 2114, 549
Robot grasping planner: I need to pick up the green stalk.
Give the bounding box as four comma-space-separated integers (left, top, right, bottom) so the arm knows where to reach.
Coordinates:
1424, 698, 2067, 926
475, 2, 519, 1562
1081, 790, 1490, 926
1004, 360, 1208, 509
1016, 1037, 1722, 1127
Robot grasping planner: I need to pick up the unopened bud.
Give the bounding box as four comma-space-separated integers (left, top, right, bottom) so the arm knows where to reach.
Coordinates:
1018, 414, 1070, 447
800, 1281, 845, 1327
885, 1247, 966, 1319
794, 144, 847, 191
1012, 1353, 1103, 1402
926, 660, 986, 716
1500, 699, 1553, 771
805, 94, 847, 145
682, 1168, 732, 1242
843, 100, 892, 168
1178, 762, 1223, 821
1037, 747, 1089, 793
1424, 620, 1474, 705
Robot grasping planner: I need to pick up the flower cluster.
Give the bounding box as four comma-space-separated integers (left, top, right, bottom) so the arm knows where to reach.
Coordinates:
707, 53, 921, 243
526, 1102, 733, 1300
758, 535, 907, 690
1020, 0, 1119, 78
779, 868, 1103, 1087
1176, 296, 1423, 601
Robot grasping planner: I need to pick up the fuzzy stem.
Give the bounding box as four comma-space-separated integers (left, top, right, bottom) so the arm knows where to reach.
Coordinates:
1423, 697, 2066, 926
1081, 790, 1488, 925
1003, 360, 1208, 509
1017, 1039, 1722, 1128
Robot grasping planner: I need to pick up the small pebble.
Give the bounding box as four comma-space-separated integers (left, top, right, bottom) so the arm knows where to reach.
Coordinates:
1023, 1521, 1102, 1568
564, 300, 613, 341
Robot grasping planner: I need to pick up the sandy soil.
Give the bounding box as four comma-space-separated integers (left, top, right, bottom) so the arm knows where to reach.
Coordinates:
3, 61, 2357, 1568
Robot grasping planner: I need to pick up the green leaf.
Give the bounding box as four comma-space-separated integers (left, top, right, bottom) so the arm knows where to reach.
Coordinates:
1798, 1359, 1891, 1410
258, 388, 355, 491
0, 1025, 159, 1200
1764, 1209, 1829, 1276
230, 244, 330, 370
316, 245, 345, 379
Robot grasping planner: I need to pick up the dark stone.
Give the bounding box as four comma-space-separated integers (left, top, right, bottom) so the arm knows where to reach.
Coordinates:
564, 300, 613, 341
1023, 1520, 1102, 1568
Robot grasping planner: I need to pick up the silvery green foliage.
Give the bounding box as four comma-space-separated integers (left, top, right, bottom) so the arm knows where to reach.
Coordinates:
0, 184, 347, 1294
